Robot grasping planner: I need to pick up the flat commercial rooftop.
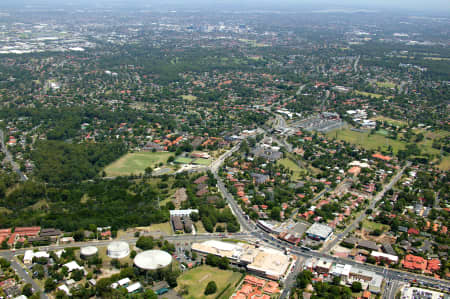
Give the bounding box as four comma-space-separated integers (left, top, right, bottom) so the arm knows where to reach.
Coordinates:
306, 223, 333, 240
192, 240, 292, 280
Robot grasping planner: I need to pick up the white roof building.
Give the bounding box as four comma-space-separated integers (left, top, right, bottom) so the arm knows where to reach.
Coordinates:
23, 250, 50, 264
63, 261, 84, 273
126, 282, 142, 293
118, 277, 131, 286
169, 209, 199, 217
23, 250, 34, 264
349, 161, 370, 168
370, 251, 398, 263
330, 264, 352, 279
58, 285, 71, 296
191, 240, 293, 280
306, 223, 333, 241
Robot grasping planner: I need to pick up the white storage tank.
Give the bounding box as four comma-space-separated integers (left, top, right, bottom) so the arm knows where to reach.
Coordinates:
80, 246, 98, 258
107, 241, 130, 259
134, 250, 172, 271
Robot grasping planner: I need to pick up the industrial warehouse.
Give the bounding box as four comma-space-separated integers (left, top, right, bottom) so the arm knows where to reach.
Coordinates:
191, 240, 294, 280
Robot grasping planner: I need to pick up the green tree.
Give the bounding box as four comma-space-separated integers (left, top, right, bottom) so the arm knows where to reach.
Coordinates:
44, 278, 57, 292
204, 281, 217, 295
351, 281, 362, 292
22, 283, 33, 297
144, 289, 158, 299
136, 236, 154, 250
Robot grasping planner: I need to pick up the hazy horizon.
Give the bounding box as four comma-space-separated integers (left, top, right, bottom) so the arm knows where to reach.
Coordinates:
1, 0, 449, 16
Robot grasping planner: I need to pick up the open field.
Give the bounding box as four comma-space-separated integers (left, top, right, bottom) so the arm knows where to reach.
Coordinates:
104, 152, 173, 176
193, 158, 213, 166
355, 90, 393, 99
326, 128, 406, 153
194, 221, 207, 234
424, 57, 450, 61
372, 116, 407, 127
181, 95, 197, 101
176, 265, 242, 299
376, 81, 396, 89
355, 90, 384, 99
438, 157, 450, 171
148, 222, 173, 235
362, 220, 390, 232
238, 38, 269, 47
175, 157, 194, 164
277, 157, 307, 180
327, 128, 449, 169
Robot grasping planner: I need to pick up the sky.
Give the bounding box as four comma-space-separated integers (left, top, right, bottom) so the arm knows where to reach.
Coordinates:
2, 0, 450, 15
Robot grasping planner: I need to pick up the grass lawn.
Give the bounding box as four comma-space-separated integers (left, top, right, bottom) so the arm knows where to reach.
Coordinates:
104, 152, 173, 176
377, 129, 389, 136
326, 128, 405, 154
372, 116, 407, 127
181, 95, 198, 101
176, 265, 242, 299
438, 157, 450, 171
277, 157, 307, 180
424, 57, 450, 61
175, 157, 194, 164
193, 158, 213, 166
362, 220, 390, 232
355, 90, 384, 99
194, 221, 207, 234
148, 222, 173, 235
376, 81, 396, 89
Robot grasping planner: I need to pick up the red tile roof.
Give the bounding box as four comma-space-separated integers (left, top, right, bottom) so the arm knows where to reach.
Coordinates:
427, 259, 441, 272
403, 254, 427, 271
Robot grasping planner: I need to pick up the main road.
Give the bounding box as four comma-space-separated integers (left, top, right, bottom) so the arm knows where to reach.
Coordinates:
211, 155, 450, 297
321, 161, 411, 253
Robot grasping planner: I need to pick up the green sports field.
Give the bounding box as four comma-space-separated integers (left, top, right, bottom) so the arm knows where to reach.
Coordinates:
103, 152, 173, 176
176, 265, 242, 299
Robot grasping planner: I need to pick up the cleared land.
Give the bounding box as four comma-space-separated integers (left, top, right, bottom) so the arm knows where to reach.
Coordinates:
176, 265, 242, 299
104, 152, 173, 176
